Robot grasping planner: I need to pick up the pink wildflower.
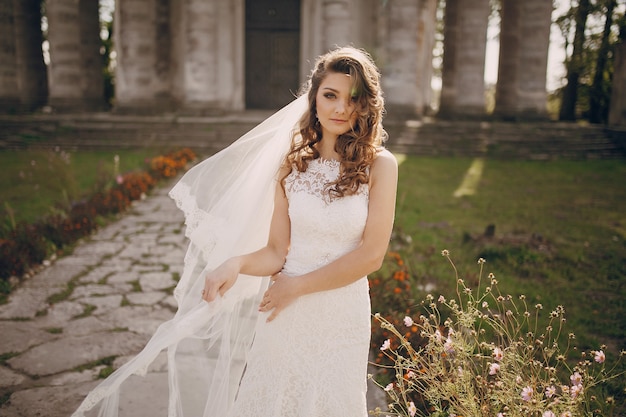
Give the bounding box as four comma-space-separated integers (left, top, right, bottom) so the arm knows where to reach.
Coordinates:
408, 401, 417, 417
594, 350, 605, 364
493, 347, 504, 361
543, 412, 556, 417
571, 383, 583, 398
384, 383, 393, 392
380, 339, 391, 351
489, 363, 500, 375
521, 386, 534, 401
545, 385, 556, 398
403, 316, 414, 327
570, 371, 582, 386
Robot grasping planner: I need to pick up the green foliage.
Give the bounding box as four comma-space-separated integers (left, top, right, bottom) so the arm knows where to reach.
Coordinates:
556, 0, 625, 123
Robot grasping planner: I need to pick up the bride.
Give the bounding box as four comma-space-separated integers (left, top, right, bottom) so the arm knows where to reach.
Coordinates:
73, 46, 397, 417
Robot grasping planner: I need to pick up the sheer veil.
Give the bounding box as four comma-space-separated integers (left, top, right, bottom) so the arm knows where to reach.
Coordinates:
72, 94, 309, 417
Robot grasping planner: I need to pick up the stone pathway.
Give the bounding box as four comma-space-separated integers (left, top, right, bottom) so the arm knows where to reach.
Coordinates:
0, 180, 386, 416
0, 182, 184, 416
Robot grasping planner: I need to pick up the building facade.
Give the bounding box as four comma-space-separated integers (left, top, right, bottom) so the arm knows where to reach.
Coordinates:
2, 0, 597, 123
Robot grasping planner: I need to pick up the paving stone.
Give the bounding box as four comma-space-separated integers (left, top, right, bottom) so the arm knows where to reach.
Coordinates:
161, 295, 179, 310
52, 252, 103, 267
30, 264, 86, 288
116, 371, 169, 416
131, 264, 166, 274
117, 243, 153, 259
7, 332, 149, 376
113, 350, 168, 373
99, 257, 133, 272
0, 380, 100, 417
49, 368, 101, 386
63, 316, 115, 336
0, 265, 88, 320
158, 233, 187, 246
98, 306, 174, 335
82, 295, 124, 314
71, 284, 120, 298
43, 300, 84, 322
0, 365, 27, 388
106, 271, 139, 284
139, 272, 176, 292
0, 321, 59, 355
133, 232, 161, 242
126, 291, 166, 306
109, 283, 134, 294
76, 266, 118, 284
72, 241, 126, 258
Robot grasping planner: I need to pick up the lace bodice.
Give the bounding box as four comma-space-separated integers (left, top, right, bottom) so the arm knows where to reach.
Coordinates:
282, 158, 369, 276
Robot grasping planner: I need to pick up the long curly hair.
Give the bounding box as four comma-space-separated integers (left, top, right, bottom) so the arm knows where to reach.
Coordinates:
281, 46, 387, 198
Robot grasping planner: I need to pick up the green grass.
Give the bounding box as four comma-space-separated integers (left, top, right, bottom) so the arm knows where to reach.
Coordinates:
0, 149, 623, 353
388, 156, 626, 351
0, 149, 156, 227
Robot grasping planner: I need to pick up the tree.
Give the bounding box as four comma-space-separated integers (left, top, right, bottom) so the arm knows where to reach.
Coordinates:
559, 0, 592, 121
589, 0, 617, 123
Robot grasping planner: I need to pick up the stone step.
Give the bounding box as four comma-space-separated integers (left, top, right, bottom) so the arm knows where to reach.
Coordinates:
1, 114, 625, 159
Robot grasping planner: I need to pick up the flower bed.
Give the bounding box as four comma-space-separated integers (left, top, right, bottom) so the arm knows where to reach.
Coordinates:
0, 148, 196, 293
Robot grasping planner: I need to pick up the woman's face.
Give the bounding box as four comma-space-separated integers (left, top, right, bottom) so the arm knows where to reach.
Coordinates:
315, 72, 358, 140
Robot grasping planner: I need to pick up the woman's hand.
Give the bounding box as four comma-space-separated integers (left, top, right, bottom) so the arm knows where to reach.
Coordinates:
202, 258, 240, 302
259, 273, 300, 322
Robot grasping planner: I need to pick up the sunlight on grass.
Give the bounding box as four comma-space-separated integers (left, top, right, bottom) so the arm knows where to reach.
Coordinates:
453, 157, 484, 197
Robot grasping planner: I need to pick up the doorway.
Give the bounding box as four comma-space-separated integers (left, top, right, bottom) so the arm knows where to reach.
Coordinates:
245, 0, 301, 109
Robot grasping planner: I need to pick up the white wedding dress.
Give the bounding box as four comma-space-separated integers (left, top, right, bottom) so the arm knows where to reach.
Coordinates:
230, 158, 371, 416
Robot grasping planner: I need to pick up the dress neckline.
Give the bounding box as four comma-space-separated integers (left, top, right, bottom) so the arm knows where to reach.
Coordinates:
315, 157, 341, 168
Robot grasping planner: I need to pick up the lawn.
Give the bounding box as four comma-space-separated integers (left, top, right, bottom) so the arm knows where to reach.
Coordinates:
0, 148, 158, 227
1, 149, 624, 352
382, 156, 626, 352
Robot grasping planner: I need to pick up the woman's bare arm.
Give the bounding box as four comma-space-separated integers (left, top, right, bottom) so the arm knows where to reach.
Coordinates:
202, 172, 291, 302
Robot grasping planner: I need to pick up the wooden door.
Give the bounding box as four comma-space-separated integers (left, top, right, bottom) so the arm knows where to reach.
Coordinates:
245, 0, 301, 109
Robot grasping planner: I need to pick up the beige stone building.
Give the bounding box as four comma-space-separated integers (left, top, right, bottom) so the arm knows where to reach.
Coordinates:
5, 0, 621, 124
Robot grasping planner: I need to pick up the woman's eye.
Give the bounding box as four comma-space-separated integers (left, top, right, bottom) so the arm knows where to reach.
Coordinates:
351, 96, 358, 103
324, 93, 336, 99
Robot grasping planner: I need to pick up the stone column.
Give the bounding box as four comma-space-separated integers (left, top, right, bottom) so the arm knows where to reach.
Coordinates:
380, 0, 436, 118
0, 0, 19, 112
114, 0, 172, 112
419, 0, 437, 114
79, 0, 104, 109
47, 0, 104, 111
494, 0, 552, 120
322, 1, 352, 50
608, 41, 626, 127
14, 0, 48, 111
180, 0, 217, 110
438, 0, 490, 118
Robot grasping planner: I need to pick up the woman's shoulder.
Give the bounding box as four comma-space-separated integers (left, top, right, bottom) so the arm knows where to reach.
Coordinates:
371, 148, 398, 172
368, 148, 398, 188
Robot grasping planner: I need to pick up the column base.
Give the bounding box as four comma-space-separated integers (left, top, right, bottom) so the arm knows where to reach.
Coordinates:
0, 97, 21, 114
48, 97, 108, 113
